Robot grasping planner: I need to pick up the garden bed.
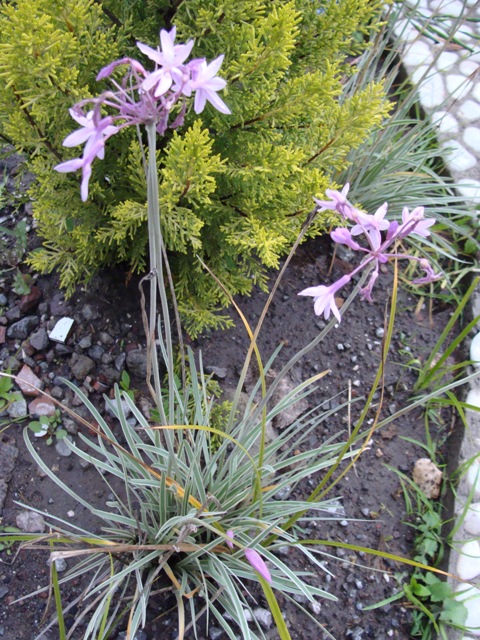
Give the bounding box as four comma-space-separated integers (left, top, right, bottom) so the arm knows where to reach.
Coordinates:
0, 197, 461, 639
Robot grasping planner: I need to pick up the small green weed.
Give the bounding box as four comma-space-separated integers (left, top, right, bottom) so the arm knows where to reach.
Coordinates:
11, 269, 31, 295
0, 372, 22, 414
0, 218, 28, 269
367, 471, 467, 638
119, 369, 135, 401
0, 525, 22, 554
28, 410, 67, 446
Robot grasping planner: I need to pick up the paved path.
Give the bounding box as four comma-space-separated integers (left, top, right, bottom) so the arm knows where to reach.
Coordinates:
396, 1, 480, 637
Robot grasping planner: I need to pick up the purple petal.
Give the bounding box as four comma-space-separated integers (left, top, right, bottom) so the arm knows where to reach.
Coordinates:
204, 54, 225, 79
203, 90, 231, 114
154, 72, 173, 97
160, 28, 175, 62
63, 128, 93, 148
244, 548, 272, 584
54, 158, 84, 173
194, 91, 207, 114
97, 58, 131, 81
136, 41, 163, 65
80, 162, 92, 202
385, 220, 399, 241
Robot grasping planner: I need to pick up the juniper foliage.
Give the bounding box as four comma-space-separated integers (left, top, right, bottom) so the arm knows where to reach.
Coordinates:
0, 0, 390, 336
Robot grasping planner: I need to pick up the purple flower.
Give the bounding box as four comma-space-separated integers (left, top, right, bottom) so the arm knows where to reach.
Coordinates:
299, 274, 351, 322
183, 55, 231, 114
412, 259, 442, 285
225, 530, 235, 550
350, 202, 390, 247
314, 183, 359, 221
62, 109, 118, 156
55, 32, 230, 201
399, 206, 435, 238
137, 27, 194, 97
55, 137, 100, 201
330, 227, 361, 251
360, 269, 379, 302
244, 548, 272, 584
55, 110, 118, 201
96, 57, 147, 81
301, 186, 442, 319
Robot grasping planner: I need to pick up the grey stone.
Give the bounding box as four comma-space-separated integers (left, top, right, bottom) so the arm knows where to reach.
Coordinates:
48, 557, 67, 573
54, 344, 73, 356
63, 419, 78, 435
81, 303, 100, 322
274, 485, 292, 500
5, 306, 21, 322
0, 435, 18, 513
4, 356, 20, 373
105, 397, 132, 419
55, 436, 73, 457
270, 372, 309, 431
102, 367, 121, 384
99, 331, 115, 346
346, 626, 364, 640
126, 349, 148, 379
253, 607, 272, 630
115, 353, 126, 371
6, 316, 39, 340
0, 480, 7, 517
50, 386, 64, 400
0, 586, 8, 599
205, 365, 227, 379
7, 395, 27, 419
70, 354, 95, 380
88, 344, 105, 362
209, 628, 224, 640
16, 510, 46, 533
78, 335, 92, 349
0, 294, 7, 306
50, 293, 70, 316
309, 600, 321, 615
29, 327, 49, 351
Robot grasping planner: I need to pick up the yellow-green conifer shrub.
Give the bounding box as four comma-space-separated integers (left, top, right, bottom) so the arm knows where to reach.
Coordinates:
0, 0, 391, 337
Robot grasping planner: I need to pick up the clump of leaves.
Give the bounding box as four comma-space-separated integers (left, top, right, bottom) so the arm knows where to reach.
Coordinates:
0, 372, 22, 414
404, 510, 467, 638
28, 409, 67, 446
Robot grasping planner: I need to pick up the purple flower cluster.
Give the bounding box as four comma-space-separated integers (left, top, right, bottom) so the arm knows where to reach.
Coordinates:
299, 184, 441, 322
55, 27, 230, 201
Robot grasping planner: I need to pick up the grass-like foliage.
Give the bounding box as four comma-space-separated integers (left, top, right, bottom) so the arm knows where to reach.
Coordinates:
18, 358, 349, 639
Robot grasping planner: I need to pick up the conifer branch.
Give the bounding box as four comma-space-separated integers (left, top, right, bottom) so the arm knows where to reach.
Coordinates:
12, 88, 63, 162
303, 136, 337, 166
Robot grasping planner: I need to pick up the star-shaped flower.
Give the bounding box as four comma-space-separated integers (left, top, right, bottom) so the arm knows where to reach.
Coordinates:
184, 55, 231, 114
137, 27, 194, 97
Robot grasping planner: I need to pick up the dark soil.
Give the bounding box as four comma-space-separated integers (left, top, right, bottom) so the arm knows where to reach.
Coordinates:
0, 155, 461, 640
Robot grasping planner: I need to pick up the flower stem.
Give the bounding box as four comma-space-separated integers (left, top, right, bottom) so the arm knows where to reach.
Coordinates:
145, 122, 175, 434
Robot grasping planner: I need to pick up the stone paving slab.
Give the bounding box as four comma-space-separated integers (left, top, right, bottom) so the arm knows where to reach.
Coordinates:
396, 1, 480, 638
